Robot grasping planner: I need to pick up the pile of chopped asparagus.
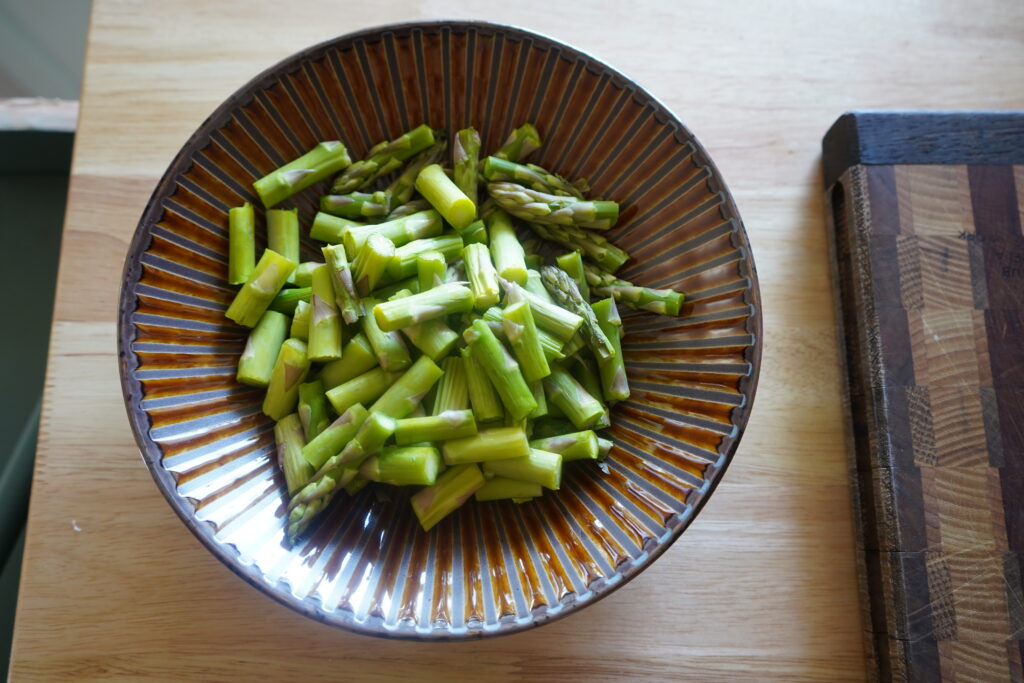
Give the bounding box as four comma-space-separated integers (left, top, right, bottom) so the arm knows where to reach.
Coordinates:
223, 123, 686, 543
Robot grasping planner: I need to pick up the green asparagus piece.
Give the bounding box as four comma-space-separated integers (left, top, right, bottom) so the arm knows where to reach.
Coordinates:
228, 202, 255, 285
488, 182, 618, 231
300, 403, 369, 469
481, 307, 564, 362
483, 448, 562, 490
597, 437, 614, 460
360, 297, 412, 372
373, 283, 473, 331
372, 276, 420, 300
325, 367, 391, 416
562, 332, 586, 357
474, 477, 542, 502
352, 234, 395, 296
525, 269, 555, 302
486, 207, 527, 285
481, 156, 582, 198
309, 212, 359, 244
460, 346, 503, 423
395, 409, 477, 445
432, 356, 468, 414
592, 298, 630, 401
330, 124, 435, 194
321, 243, 361, 324
344, 475, 370, 496
360, 445, 441, 486
320, 190, 389, 219
290, 300, 310, 341
333, 411, 397, 466
275, 413, 313, 495
387, 289, 460, 361
530, 430, 599, 462
388, 234, 464, 279
505, 281, 583, 343
463, 243, 500, 310
253, 140, 351, 208
583, 263, 685, 316
543, 364, 605, 430
385, 139, 448, 211
307, 265, 343, 362
297, 379, 330, 441
268, 286, 311, 314
455, 218, 489, 245
463, 320, 536, 421
540, 266, 614, 361
236, 310, 288, 387
500, 300, 550, 382
556, 250, 589, 300
225, 249, 296, 327
525, 221, 629, 273
342, 210, 442, 258
411, 463, 485, 531
528, 380, 548, 419
267, 208, 300, 282
442, 426, 530, 465
369, 355, 443, 418
572, 354, 605, 404
386, 198, 432, 220
416, 250, 447, 291
415, 163, 477, 230
293, 261, 320, 289
262, 338, 311, 420
453, 127, 481, 206
319, 333, 378, 389
494, 123, 541, 162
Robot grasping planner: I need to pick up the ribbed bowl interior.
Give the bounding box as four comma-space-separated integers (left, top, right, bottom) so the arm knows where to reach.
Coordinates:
118, 20, 761, 638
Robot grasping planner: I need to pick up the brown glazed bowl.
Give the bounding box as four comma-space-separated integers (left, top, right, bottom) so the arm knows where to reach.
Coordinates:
118, 20, 761, 639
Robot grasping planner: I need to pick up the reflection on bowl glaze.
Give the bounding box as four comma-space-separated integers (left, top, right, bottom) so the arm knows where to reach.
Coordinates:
118, 20, 761, 638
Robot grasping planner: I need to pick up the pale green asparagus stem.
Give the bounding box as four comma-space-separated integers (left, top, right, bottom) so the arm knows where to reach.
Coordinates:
556, 250, 589, 300
275, 413, 313, 495
540, 266, 614, 361
486, 207, 527, 284
395, 409, 477, 445
319, 333, 378, 389
361, 445, 441, 486
226, 250, 296, 327
416, 250, 447, 291
331, 124, 435, 194
494, 123, 541, 162
321, 243, 361, 324
453, 127, 481, 206
320, 190, 389, 219
530, 430, 599, 462
501, 300, 550, 382
342, 210, 443, 258
525, 221, 629, 273
325, 367, 392, 416
386, 198, 432, 220
300, 403, 369, 469
463, 243, 500, 310
481, 156, 582, 198
442, 426, 530, 465
293, 261, 320, 289
388, 234, 464, 280
387, 289, 460, 361
463, 319, 537, 421
310, 212, 359, 244
488, 181, 618, 230
352, 233, 395, 296
253, 140, 351, 208
481, 306, 564, 362
591, 298, 629, 401
307, 265, 343, 362
267, 208, 300, 282
385, 139, 448, 211
236, 310, 288, 387
411, 463, 485, 531
360, 297, 412, 372
415, 163, 477, 230
369, 355, 443, 419
290, 300, 310, 341
432, 356, 468, 414
483, 448, 561, 490
583, 262, 685, 316
504, 281, 583, 343
228, 202, 255, 285
543, 364, 605, 430
262, 338, 311, 420
460, 346, 503, 423
372, 283, 473, 331
297, 379, 331, 441
597, 437, 614, 460
268, 286, 311, 315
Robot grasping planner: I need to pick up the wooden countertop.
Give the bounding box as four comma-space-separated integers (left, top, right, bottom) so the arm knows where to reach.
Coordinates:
11, 1, 1024, 679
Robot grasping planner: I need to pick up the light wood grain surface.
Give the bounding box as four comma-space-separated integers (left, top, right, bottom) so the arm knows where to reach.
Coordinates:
10, 0, 1024, 679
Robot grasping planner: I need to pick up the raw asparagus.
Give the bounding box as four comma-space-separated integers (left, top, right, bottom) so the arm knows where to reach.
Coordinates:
297, 379, 331, 441
388, 234, 464, 279
342, 209, 442, 258
501, 300, 550, 382
254, 140, 351, 208
325, 367, 391, 416
228, 202, 255, 285
267, 208, 300, 281
583, 263, 685, 316
360, 297, 412, 372
275, 413, 313, 495
592, 298, 629, 401
395, 409, 478, 445
319, 333, 379, 389
321, 243, 360, 324
486, 207, 527, 285
530, 431, 599, 462
307, 265, 343, 362
542, 364, 605, 430
262, 338, 311, 420
415, 163, 477, 230
540, 266, 614, 361
481, 156, 582, 198
320, 190, 389, 219
442, 426, 530, 465
460, 346, 503, 423
236, 310, 288, 387
360, 445, 441, 486
463, 319, 536, 421
373, 282, 473, 332
225, 249, 296, 327
300, 403, 369, 469
330, 125, 435, 194
453, 127, 481, 206
463, 243, 500, 310
483, 448, 562, 490
488, 181, 618, 230
411, 463, 485, 531
525, 221, 629, 273
352, 233, 395, 296
310, 211, 358, 244
494, 123, 541, 162
290, 300, 310, 341
432, 356, 468, 414
416, 250, 447, 291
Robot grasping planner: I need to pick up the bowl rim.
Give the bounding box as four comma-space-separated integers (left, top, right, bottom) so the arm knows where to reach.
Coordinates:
117, 18, 763, 640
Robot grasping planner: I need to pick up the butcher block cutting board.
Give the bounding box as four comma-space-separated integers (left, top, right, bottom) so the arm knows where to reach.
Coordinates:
823, 111, 1024, 681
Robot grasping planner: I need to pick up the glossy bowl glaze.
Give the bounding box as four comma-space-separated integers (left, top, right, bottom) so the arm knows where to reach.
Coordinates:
118, 20, 761, 639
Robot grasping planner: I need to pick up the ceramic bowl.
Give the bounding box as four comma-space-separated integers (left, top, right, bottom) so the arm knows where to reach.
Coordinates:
118, 20, 761, 639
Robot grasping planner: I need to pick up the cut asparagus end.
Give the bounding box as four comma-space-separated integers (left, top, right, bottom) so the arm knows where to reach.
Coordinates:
482, 448, 562, 490
228, 202, 255, 285
319, 333, 378, 389
415, 163, 477, 230
236, 310, 289, 387
411, 463, 486, 531
262, 338, 311, 420
530, 430, 599, 462
253, 140, 351, 208
300, 403, 369, 469
361, 445, 441, 486
226, 249, 296, 327
474, 476, 543, 502
394, 409, 478, 445
442, 426, 530, 465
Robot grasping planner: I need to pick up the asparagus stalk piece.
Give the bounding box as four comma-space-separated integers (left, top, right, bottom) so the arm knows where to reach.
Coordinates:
416, 250, 447, 291
411, 463, 485, 531
453, 127, 481, 206
597, 437, 614, 459
333, 411, 397, 466
388, 234, 464, 280
543, 364, 605, 430
528, 380, 548, 419
268, 286, 311, 314
540, 266, 615, 361
267, 208, 300, 282
572, 354, 605, 404
325, 367, 391, 416
342, 210, 442, 258
442, 426, 530, 465
415, 163, 477, 230
307, 265, 343, 362
525, 269, 554, 302
388, 289, 460, 361
483, 448, 562, 490
455, 218, 488, 245
525, 221, 629, 273
225, 249, 296, 327
530, 430, 599, 462
583, 263, 685, 316
330, 124, 435, 194
556, 250, 589, 300
253, 140, 351, 208
460, 346, 504, 423
505, 281, 583, 343
275, 413, 313, 495
319, 333, 378, 389
310, 212, 359, 244
290, 300, 310, 341
262, 338, 311, 420
321, 243, 361, 324
474, 477, 542, 502
360, 297, 412, 372
300, 403, 369, 469
464, 243, 500, 310
352, 234, 395, 296
293, 261, 320, 289
481, 307, 564, 362
395, 409, 477, 445
386, 198, 432, 220
432, 356, 468, 414
236, 310, 289, 387
298, 379, 331, 441
228, 202, 255, 285
369, 355, 443, 418
591, 298, 630, 401
481, 156, 582, 198
494, 123, 541, 162
562, 332, 585, 357
361, 445, 441, 486
373, 283, 473, 331
486, 207, 527, 285
372, 276, 420, 300
320, 190, 389, 219
385, 139, 448, 211
488, 182, 618, 230
500, 300, 550, 382
463, 320, 536, 421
